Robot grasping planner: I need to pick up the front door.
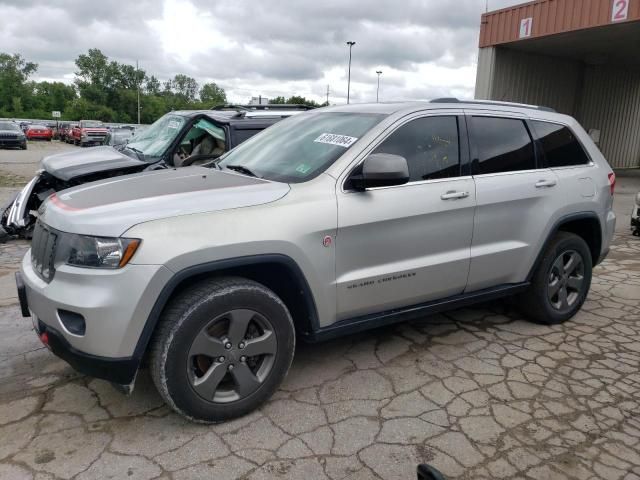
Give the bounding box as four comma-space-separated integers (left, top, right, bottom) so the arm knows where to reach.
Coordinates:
335, 114, 476, 320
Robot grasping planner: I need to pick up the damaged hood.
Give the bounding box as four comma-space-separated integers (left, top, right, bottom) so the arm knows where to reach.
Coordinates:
39, 167, 290, 237
41, 146, 147, 181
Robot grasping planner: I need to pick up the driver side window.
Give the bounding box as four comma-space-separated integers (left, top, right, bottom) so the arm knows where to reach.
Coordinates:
373, 116, 460, 182
174, 119, 227, 167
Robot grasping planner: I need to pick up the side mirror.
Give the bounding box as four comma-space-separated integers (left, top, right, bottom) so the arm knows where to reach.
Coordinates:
350, 153, 409, 190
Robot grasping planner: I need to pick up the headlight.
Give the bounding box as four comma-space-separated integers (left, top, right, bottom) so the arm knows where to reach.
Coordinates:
58, 233, 141, 269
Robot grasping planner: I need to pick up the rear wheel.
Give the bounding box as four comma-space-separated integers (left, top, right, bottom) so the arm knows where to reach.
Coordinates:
150, 277, 295, 423
520, 232, 592, 325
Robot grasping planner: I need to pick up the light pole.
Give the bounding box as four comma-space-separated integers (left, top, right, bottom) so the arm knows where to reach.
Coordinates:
376, 70, 382, 103
346, 41, 356, 104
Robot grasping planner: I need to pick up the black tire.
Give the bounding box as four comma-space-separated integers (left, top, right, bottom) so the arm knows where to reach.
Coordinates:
520, 232, 592, 325
150, 277, 295, 423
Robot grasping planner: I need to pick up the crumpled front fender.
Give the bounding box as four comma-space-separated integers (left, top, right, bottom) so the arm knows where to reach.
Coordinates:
4, 174, 41, 232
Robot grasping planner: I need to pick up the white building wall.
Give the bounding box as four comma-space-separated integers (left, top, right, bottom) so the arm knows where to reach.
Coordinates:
475, 47, 496, 100
481, 48, 583, 114
578, 65, 640, 169
474, 46, 640, 168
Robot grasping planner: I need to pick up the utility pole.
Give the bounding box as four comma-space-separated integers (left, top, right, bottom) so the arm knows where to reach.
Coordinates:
376, 70, 382, 103
136, 60, 141, 125
346, 41, 356, 104
326, 85, 330, 105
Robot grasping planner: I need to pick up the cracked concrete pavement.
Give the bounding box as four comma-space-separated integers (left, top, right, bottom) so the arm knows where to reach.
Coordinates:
0, 146, 639, 479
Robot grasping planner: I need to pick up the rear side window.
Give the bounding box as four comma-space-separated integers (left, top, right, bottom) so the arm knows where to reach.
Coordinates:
531, 121, 590, 167
373, 116, 460, 182
234, 129, 262, 144
471, 117, 535, 174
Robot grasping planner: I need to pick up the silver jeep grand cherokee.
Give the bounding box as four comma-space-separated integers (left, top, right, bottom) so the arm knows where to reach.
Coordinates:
17, 100, 616, 422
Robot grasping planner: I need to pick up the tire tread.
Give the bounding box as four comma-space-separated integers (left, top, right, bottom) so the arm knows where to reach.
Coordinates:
149, 276, 294, 423
520, 231, 592, 325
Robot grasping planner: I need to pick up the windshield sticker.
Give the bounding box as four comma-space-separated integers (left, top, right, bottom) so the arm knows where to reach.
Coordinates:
168, 120, 181, 129
295, 164, 312, 174
314, 133, 358, 148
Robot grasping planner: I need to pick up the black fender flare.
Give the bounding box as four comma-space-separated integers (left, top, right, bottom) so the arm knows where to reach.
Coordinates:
130, 254, 319, 364
526, 211, 602, 282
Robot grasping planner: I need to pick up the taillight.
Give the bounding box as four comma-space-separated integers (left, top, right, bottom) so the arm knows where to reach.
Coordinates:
608, 172, 616, 196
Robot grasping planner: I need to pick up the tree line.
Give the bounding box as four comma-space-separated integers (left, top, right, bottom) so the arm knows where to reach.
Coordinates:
0, 49, 227, 123
0, 49, 325, 124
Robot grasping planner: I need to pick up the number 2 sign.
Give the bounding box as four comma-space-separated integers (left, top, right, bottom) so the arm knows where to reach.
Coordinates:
519, 17, 533, 38
612, 0, 630, 22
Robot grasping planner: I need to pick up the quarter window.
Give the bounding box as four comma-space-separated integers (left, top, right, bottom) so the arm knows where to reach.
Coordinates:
234, 129, 262, 144
471, 117, 535, 174
373, 116, 460, 182
532, 121, 590, 167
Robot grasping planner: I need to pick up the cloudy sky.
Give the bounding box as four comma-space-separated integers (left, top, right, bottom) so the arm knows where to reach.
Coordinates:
0, 0, 524, 104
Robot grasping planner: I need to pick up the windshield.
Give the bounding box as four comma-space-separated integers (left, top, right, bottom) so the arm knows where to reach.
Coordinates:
0, 122, 20, 131
81, 120, 103, 128
218, 112, 386, 183
125, 113, 186, 160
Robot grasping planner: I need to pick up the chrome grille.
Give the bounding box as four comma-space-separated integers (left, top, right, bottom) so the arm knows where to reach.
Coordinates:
0, 133, 18, 139
31, 221, 58, 282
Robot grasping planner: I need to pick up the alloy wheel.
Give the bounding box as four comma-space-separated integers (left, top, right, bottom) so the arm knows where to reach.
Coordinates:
547, 250, 585, 312
187, 309, 277, 403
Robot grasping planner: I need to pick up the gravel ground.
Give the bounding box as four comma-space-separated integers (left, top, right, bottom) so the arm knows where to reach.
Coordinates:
0, 141, 76, 207
0, 143, 639, 479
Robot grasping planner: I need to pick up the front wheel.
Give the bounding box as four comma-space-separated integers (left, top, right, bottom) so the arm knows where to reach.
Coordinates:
150, 277, 295, 423
519, 232, 592, 325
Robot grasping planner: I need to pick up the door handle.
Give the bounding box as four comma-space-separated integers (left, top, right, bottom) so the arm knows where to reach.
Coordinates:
440, 190, 469, 200
535, 179, 557, 188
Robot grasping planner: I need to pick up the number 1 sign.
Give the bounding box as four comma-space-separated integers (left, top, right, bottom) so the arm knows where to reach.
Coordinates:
519, 17, 533, 38
612, 0, 630, 22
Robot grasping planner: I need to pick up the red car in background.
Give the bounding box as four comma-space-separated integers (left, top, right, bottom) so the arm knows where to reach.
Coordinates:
25, 125, 53, 141
71, 120, 108, 147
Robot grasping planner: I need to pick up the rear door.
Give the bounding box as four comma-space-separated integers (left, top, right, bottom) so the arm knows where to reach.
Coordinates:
466, 113, 564, 291
529, 119, 597, 208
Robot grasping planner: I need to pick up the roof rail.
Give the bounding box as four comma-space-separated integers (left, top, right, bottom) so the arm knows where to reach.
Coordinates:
211, 104, 314, 112
430, 98, 556, 113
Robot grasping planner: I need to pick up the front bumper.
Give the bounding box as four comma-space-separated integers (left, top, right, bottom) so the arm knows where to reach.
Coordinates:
17, 271, 138, 384
20, 252, 172, 362
81, 136, 106, 144
35, 314, 140, 384
0, 138, 25, 147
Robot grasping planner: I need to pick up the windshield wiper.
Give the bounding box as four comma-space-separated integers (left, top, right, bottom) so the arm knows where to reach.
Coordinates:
225, 165, 259, 178
125, 146, 145, 160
